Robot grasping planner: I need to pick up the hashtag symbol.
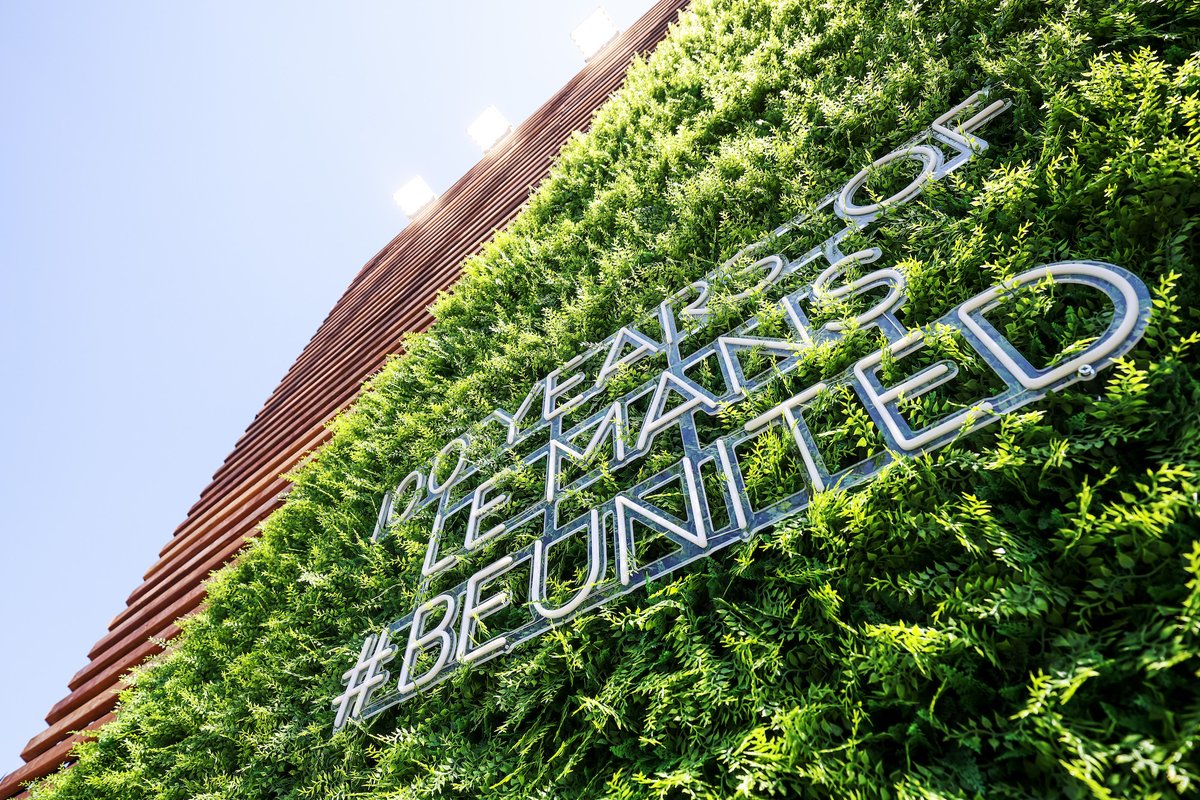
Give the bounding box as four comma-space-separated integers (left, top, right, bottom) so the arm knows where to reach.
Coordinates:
332, 629, 396, 730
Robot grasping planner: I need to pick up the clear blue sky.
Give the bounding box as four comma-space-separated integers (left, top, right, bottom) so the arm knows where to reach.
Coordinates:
0, 0, 657, 775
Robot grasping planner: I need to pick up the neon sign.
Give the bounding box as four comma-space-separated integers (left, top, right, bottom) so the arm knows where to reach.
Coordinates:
332, 91, 1152, 730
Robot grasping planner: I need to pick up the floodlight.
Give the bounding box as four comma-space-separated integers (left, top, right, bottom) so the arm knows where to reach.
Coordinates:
393, 176, 436, 218
571, 7, 619, 61
467, 106, 512, 153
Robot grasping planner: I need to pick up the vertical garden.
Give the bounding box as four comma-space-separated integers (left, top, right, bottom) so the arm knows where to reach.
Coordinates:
34, 0, 1200, 797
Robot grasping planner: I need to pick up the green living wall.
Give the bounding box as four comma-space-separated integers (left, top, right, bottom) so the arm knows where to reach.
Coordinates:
35, 0, 1200, 797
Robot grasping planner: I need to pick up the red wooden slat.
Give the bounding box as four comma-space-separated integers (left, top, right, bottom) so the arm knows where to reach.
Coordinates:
0, 714, 115, 798
22, 681, 122, 761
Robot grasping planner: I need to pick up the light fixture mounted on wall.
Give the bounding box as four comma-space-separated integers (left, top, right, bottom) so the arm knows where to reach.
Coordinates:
467, 106, 513, 154
393, 176, 437, 219
571, 7, 620, 61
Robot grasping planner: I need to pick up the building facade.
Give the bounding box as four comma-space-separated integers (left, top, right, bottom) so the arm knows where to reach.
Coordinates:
0, 2, 689, 796
8, 0, 1200, 796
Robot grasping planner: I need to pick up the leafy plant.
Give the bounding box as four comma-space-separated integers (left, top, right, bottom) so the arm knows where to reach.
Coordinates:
32, 1, 1200, 798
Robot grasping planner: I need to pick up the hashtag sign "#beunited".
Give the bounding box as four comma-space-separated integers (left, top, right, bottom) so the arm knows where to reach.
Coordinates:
332, 630, 396, 730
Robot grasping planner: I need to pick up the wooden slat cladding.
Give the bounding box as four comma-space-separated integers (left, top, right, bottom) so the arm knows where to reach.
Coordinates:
0, 715, 115, 800
0, 2, 689, 796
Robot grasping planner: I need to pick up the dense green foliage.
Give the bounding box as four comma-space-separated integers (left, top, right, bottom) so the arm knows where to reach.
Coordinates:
33, 0, 1200, 797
